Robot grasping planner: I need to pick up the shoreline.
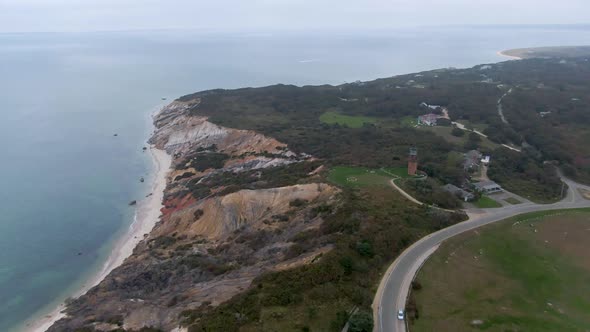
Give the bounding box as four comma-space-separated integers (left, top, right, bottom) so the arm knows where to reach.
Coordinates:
24, 146, 171, 332
497, 50, 522, 60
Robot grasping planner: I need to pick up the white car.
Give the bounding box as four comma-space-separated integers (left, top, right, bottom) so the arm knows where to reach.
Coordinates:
397, 309, 405, 320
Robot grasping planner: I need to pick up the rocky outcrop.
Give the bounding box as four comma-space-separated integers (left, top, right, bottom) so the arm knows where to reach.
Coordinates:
154, 183, 335, 241
149, 100, 293, 158
49, 99, 337, 332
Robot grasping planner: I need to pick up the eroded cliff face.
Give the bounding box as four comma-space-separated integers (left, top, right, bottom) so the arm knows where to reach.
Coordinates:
49, 100, 338, 332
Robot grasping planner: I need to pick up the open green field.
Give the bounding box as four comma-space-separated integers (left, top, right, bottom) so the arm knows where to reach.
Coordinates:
411, 209, 590, 332
400, 116, 418, 127
319, 111, 377, 128
327, 166, 392, 187
473, 195, 502, 208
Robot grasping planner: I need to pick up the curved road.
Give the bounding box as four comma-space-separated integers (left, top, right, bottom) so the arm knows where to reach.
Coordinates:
373, 175, 590, 332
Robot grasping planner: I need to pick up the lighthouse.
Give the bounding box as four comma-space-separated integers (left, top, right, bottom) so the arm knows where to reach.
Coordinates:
408, 147, 418, 176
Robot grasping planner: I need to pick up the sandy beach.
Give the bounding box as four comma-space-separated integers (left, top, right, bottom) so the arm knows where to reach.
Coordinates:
24, 147, 171, 332
497, 50, 522, 60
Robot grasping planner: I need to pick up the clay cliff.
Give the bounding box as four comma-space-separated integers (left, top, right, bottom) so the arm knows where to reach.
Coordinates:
48, 99, 338, 332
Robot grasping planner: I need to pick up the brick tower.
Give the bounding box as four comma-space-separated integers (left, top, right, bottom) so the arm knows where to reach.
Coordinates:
408, 147, 418, 176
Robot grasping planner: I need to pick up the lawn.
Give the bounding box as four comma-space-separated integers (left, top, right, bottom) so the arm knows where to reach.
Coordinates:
327, 166, 393, 187
319, 111, 377, 128
410, 209, 590, 332
473, 195, 502, 208
400, 116, 418, 127
504, 197, 522, 205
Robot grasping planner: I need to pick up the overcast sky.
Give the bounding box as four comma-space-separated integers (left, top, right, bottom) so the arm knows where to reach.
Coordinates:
1, 0, 589, 33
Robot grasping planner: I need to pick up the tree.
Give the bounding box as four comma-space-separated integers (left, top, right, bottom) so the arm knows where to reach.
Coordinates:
451, 127, 465, 137
356, 241, 374, 257
349, 311, 374, 332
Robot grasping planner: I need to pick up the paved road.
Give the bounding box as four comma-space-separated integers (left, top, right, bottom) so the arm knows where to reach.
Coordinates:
373, 175, 590, 332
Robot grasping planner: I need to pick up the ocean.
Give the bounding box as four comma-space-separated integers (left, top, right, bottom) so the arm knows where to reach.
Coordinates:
1, 25, 589, 331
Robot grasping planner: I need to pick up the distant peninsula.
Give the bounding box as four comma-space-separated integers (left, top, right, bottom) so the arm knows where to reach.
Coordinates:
500, 45, 590, 59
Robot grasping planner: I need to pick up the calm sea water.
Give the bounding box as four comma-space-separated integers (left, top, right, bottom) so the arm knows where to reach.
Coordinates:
1, 26, 589, 331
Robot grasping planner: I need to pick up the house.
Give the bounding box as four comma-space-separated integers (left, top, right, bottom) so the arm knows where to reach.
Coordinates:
481, 155, 491, 164
417, 113, 438, 126
464, 150, 483, 170
473, 180, 503, 194
442, 184, 475, 202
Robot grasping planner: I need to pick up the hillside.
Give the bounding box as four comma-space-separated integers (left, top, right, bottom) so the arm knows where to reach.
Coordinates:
49, 56, 590, 331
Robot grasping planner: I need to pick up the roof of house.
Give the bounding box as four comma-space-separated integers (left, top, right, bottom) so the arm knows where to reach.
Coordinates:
473, 180, 502, 190
465, 150, 482, 159
443, 184, 475, 198
420, 113, 438, 119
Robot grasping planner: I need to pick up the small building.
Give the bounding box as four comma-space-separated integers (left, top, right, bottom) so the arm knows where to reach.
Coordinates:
464, 150, 483, 171
417, 113, 438, 126
442, 184, 475, 202
481, 155, 491, 164
473, 180, 503, 194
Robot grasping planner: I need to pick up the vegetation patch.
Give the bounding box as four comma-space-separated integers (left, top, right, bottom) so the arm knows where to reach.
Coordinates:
398, 178, 463, 209
411, 209, 590, 332
488, 149, 564, 203
504, 197, 522, 205
400, 116, 418, 127
473, 195, 502, 208
182, 188, 467, 331
319, 112, 377, 128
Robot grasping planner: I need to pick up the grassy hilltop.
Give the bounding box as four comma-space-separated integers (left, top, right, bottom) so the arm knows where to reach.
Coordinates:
412, 209, 590, 332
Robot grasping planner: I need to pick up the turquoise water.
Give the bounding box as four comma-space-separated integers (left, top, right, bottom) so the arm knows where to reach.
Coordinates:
1, 26, 590, 331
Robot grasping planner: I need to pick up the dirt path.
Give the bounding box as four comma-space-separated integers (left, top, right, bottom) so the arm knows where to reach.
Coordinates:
380, 169, 455, 213
497, 88, 513, 124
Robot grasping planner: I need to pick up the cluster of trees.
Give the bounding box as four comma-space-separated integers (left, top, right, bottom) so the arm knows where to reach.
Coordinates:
399, 178, 463, 209
488, 148, 563, 203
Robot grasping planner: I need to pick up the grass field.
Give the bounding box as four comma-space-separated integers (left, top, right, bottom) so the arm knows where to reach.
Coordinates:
411, 209, 590, 332
319, 111, 377, 128
400, 116, 418, 127
327, 166, 413, 187
327, 166, 391, 187
473, 195, 502, 208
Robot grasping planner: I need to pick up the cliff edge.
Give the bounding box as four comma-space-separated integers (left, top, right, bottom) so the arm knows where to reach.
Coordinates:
48, 99, 339, 331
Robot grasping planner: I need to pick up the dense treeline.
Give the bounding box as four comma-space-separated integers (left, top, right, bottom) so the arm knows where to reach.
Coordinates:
488, 149, 564, 203
181, 56, 590, 190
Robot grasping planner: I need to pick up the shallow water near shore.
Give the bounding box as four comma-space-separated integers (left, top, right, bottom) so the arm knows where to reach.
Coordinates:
1, 26, 590, 331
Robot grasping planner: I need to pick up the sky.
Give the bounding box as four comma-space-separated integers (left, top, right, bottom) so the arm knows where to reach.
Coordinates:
0, 0, 589, 33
